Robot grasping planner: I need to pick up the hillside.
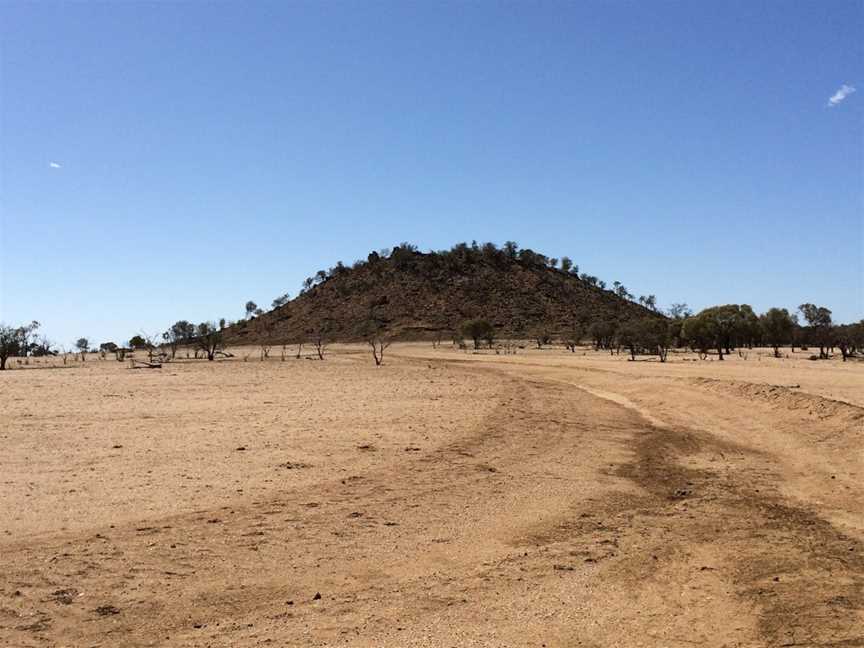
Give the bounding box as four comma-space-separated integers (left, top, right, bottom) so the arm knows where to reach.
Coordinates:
226, 243, 663, 344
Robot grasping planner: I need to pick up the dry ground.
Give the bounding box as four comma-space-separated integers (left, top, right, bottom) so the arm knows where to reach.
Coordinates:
0, 344, 862, 647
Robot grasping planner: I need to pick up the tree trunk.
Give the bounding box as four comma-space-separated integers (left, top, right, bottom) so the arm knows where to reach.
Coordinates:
773, 345, 780, 358
717, 344, 724, 361
0, 356, 6, 370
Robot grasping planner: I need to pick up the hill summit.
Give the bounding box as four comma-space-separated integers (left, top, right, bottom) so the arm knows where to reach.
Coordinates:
227, 242, 662, 344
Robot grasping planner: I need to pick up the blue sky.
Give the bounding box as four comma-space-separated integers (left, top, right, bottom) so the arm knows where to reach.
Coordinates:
1, 1, 861, 346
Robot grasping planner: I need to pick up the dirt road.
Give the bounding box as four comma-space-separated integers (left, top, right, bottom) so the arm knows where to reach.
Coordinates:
1, 346, 861, 646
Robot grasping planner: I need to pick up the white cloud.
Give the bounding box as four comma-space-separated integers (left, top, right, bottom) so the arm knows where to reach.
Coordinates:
827, 84, 856, 107
49, 161, 62, 168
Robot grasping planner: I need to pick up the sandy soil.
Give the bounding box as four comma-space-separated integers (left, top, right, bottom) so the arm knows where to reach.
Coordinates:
1, 344, 862, 647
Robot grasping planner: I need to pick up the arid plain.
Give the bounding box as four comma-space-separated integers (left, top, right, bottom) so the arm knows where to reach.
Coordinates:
1, 345, 862, 647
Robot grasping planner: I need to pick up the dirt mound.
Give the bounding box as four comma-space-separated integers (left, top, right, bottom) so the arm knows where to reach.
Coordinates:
689, 377, 864, 427
226, 244, 661, 344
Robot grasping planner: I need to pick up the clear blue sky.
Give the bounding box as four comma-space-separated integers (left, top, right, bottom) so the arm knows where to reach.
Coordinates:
1, 1, 861, 346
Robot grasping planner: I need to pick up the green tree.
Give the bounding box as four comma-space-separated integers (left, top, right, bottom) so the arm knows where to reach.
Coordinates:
0, 325, 21, 370
613, 281, 632, 300
667, 303, 692, 319
615, 318, 670, 361
271, 293, 290, 309
681, 315, 714, 358
638, 295, 658, 312
683, 305, 746, 360
461, 319, 495, 350
759, 308, 795, 358
129, 335, 147, 349
616, 320, 642, 361
589, 320, 617, 353
798, 304, 833, 359
0, 321, 42, 369
738, 305, 761, 348
640, 318, 672, 362
835, 321, 864, 362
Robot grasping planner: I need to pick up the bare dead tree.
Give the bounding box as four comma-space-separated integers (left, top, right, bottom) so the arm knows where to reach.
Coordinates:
310, 322, 331, 360
140, 331, 166, 363
563, 322, 584, 352
313, 334, 327, 360
368, 335, 391, 366
257, 317, 275, 361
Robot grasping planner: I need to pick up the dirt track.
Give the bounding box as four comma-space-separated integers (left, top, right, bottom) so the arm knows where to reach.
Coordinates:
1, 345, 862, 647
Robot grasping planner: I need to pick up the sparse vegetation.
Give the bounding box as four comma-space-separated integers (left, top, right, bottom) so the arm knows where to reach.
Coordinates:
220, 242, 668, 346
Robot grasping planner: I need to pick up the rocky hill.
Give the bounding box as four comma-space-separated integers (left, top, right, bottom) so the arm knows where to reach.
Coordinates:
225, 243, 663, 344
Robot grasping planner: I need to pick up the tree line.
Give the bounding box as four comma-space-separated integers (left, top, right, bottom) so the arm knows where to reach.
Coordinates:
2, 301, 860, 370
453, 303, 863, 363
